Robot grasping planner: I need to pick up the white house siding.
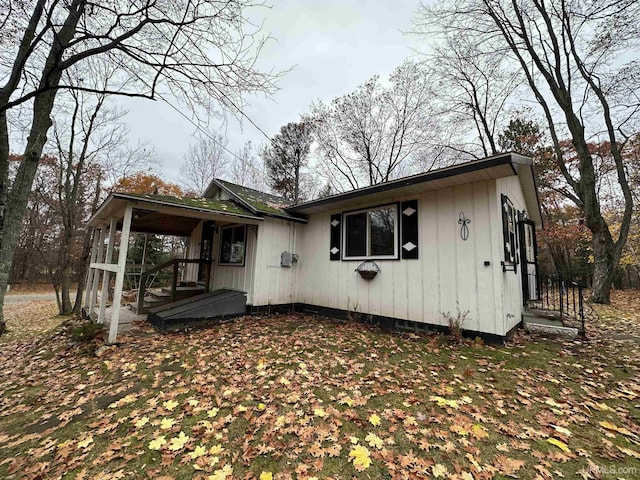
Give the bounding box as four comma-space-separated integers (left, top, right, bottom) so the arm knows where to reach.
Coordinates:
251, 218, 299, 307
294, 179, 511, 336
210, 224, 258, 304
183, 221, 203, 282
495, 176, 528, 334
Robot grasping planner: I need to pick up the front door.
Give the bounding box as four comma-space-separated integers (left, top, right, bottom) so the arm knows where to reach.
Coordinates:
198, 221, 215, 282
518, 219, 538, 302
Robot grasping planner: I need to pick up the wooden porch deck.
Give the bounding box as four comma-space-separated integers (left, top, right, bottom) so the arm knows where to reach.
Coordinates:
103, 305, 146, 336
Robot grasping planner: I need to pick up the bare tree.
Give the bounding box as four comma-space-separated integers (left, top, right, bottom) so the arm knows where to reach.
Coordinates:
309, 60, 437, 191
426, 36, 521, 158
229, 141, 265, 190
180, 133, 229, 194
414, 0, 638, 303
0, 0, 279, 333
261, 122, 311, 202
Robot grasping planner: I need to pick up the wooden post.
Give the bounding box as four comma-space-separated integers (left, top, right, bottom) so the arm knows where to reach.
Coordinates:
89, 227, 106, 316
171, 262, 178, 302
84, 229, 100, 310
136, 269, 147, 315
204, 261, 211, 293
108, 205, 132, 344
98, 217, 117, 324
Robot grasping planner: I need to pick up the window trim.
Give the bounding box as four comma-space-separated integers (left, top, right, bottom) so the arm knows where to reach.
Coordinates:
341, 203, 400, 261
218, 224, 247, 267
502, 195, 518, 265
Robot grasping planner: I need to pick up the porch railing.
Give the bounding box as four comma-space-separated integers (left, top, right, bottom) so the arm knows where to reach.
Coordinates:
525, 273, 585, 334
136, 258, 212, 314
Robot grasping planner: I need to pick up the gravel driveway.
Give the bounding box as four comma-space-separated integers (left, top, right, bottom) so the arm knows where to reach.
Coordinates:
5, 293, 74, 303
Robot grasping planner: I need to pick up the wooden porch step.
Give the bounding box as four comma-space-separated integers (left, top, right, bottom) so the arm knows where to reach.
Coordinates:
130, 286, 208, 314
148, 288, 170, 298
160, 286, 206, 295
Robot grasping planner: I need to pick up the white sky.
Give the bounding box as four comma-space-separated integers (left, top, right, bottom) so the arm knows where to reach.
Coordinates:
118, 1, 422, 184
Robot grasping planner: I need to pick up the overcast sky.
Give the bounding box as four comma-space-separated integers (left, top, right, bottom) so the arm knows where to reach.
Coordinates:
118, 1, 422, 184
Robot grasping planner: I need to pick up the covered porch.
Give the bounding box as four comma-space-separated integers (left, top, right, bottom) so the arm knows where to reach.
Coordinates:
85, 192, 262, 343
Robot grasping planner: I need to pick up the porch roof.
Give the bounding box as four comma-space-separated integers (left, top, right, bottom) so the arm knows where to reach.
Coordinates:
203, 179, 306, 223
88, 192, 263, 236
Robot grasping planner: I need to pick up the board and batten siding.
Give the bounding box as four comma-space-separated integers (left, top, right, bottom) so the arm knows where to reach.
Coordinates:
294, 179, 512, 336
183, 221, 203, 282
495, 176, 528, 334
251, 218, 299, 307
210, 224, 258, 304
183, 218, 298, 307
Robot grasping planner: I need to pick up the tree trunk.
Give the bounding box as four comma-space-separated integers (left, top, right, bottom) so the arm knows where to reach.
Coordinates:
60, 266, 73, 315
0, 89, 57, 333
73, 227, 94, 315
589, 224, 617, 304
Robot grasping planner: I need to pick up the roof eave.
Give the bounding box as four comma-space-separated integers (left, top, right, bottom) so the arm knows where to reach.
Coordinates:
88, 193, 264, 227
286, 153, 519, 214
262, 211, 308, 224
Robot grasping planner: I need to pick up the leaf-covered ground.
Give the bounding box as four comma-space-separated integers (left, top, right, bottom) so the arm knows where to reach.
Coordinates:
1, 292, 639, 479
0, 300, 60, 345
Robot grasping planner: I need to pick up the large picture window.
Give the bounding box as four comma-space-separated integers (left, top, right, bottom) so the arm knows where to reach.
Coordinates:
343, 204, 398, 259
219, 225, 246, 266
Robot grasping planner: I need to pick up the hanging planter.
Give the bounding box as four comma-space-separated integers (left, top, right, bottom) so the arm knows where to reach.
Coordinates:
355, 261, 380, 280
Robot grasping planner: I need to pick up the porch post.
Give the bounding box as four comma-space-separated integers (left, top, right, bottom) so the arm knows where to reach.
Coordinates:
88, 227, 106, 316
108, 205, 133, 344
98, 217, 117, 324
84, 228, 100, 310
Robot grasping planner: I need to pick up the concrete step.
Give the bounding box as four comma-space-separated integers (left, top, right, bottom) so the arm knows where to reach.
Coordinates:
523, 309, 578, 338
523, 311, 563, 327
525, 322, 578, 338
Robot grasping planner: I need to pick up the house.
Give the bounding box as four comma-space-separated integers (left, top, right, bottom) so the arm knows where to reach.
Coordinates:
86, 152, 548, 343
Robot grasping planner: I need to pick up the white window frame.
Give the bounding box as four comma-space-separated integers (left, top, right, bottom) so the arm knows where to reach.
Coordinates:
342, 204, 399, 260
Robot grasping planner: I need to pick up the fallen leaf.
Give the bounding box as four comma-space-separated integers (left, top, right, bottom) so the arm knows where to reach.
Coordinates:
148, 436, 166, 451
547, 438, 570, 453
349, 445, 371, 471
168, 432, 189, 451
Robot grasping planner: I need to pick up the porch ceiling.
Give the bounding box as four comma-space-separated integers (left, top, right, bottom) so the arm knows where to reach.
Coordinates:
89, 193, 263, 235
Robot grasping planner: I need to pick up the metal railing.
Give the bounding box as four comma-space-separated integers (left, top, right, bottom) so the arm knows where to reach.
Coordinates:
525, 273, 585, 334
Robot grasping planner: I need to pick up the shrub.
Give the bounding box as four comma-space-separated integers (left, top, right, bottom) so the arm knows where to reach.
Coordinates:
70, 321, 105, 343
442, 305, 469, 343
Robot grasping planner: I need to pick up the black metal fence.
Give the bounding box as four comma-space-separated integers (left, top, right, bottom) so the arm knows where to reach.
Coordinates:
525, 273, 585, 334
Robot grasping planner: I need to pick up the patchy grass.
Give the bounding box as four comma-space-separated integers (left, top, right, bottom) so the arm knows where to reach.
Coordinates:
0, 294, 639, 479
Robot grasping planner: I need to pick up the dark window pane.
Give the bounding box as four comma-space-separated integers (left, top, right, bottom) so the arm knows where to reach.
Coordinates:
369, 207, 395, 255
230, 226, 245, 264
345, 212, 367, 257
220, 227, 233, 263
